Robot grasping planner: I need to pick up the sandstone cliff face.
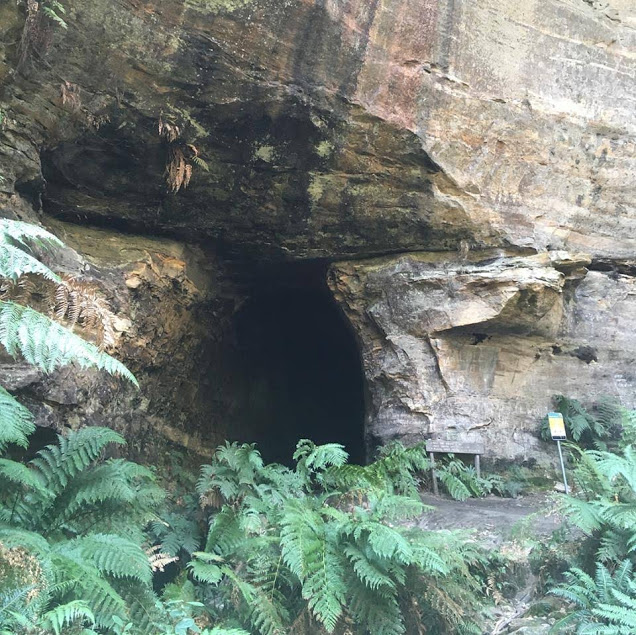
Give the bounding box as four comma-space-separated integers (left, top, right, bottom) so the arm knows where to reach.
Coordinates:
0, 0, 635, 462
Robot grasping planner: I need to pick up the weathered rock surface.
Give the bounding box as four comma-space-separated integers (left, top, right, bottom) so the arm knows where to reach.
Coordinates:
0, 0, 635, 461
0, 219, 239, 460
329, 250, 636, 458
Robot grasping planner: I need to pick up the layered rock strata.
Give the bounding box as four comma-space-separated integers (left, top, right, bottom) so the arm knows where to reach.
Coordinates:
0, 0, 635, 461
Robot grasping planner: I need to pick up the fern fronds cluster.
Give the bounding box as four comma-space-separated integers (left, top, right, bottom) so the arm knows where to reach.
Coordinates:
49, 275, 118, 350
559, 445, 636, 565
539, 395, 628, 450
0, 427, 167, 633
190, 440, 485, 634
0, 218, 135, 380
550, 560, 636, 633
0, 301, 135, 383
0, 218, 137, 469
548, 405, 636, 630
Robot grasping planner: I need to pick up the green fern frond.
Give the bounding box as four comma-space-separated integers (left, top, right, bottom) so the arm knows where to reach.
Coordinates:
0, 219, 64, 251
0, 458, 45, 492
560, 496, 604, 535
60, 459, 156, 521
192, 156, 210, 172
351, 587, 405, 635
40, 600, 94, 634
41, 6, 68, 28
47, 0, 66, 13
410, 541, 449, 575
205, 507, 244, 554
66, 534, 152, 585
438, 469, 472, 501
30, 427, 125, 495
117, 581, 168, 633
280, 503, 321, 581
365, 523, 413, 564
294, 440, 348, 472
372, 494, 425, 522
0, 525, 51, 554
0, 386, 35, 451
0, 301, 138, 385
343, 544, 395, 591
48, 551, 129, 627
597, 529, 629, 563
223, 567, 288, 635
0, 242, 60, 282
188, 553, 224, 585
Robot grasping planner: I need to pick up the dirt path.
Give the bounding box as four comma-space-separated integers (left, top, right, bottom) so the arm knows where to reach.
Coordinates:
416, 493, 563, 634
417, 493, 561, 546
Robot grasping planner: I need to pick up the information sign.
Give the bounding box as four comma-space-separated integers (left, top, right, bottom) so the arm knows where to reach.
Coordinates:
548, 412, 567, 440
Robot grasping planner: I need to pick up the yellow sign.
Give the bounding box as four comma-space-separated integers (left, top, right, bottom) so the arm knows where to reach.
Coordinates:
548, 412, 567, 440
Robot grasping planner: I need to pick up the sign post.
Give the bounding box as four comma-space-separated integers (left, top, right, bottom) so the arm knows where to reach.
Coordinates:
548, 412, 569, 495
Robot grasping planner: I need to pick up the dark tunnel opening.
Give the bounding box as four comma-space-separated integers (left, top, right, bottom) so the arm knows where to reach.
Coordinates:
230, 265, 366, 465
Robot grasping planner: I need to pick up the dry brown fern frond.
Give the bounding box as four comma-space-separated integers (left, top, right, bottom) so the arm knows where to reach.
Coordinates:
84, 111, 110, 130
61, 81, 81, 112
48, 275, 117, 350
0, 274, 41, 304
165, 145, 194, 192
199, 487, 223, 510
486, 574, 504, 605
158, 116, 181, 143
146, 544, 179, 573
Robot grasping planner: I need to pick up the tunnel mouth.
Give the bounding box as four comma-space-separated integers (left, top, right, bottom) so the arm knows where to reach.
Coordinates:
226, 261, 366, 466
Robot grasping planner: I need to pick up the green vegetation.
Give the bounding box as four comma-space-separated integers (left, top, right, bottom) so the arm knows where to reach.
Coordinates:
4, 217, 636, 633
184, 440, 485, 635
534, 396, 636, 631
41, 0, 68, 29
0, 427, 164, 633
539, 395, 633, 451
435, 454, 507, 501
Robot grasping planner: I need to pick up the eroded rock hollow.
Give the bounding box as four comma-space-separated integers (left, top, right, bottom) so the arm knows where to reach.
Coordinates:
1, 0, 635, 463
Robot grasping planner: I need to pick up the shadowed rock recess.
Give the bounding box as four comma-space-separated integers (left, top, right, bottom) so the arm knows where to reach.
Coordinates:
0, 0, 635, 463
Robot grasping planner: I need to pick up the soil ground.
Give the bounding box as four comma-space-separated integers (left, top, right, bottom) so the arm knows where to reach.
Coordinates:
416, 493, 565, 634
418, 493, 562, 544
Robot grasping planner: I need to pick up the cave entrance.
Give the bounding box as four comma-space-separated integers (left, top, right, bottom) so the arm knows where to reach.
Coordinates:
231, 263, 366, 465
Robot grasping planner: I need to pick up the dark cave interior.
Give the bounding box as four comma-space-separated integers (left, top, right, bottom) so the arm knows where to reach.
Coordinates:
230, 262, 366, 465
